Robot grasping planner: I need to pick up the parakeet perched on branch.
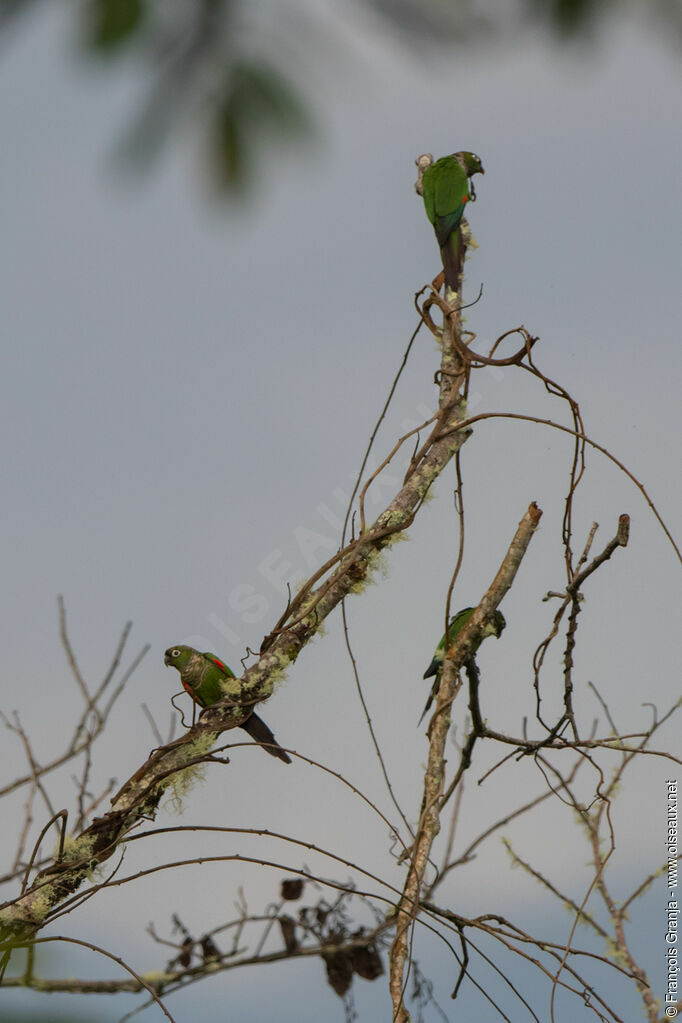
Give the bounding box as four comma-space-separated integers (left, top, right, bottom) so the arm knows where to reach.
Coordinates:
420, 151, 484, 293
164, 645, 291, 764
419, 606, 505, 724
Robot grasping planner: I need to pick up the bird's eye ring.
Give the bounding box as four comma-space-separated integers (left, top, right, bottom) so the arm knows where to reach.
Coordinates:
171, 649, 181, 657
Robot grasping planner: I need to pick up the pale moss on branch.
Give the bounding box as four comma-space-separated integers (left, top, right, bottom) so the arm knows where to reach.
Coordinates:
217, 674, 242, 698
164, 762, 208, 815
383, 530, 408, 548
380, 508, 407, 530
186, 733, 218, 760
241, 648, 290, 697
143, 970, 176, 984
605, 935, 632, 970
55, 833, 97, 869
346, 546, 388, 597
417, 462, 441, 493
143, 733, 218, 815
22, 890, 51, 925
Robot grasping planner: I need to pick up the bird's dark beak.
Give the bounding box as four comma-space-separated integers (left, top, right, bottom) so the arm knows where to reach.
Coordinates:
164, 651, 173, 666
480, 166, 485, 174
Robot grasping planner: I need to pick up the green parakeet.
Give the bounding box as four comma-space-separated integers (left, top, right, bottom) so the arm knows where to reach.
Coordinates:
419, 606, 505, 724
421, 151, 484, 292
164, 645, 291, 764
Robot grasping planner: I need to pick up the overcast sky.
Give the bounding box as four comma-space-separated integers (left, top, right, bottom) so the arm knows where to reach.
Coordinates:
1, 4, 680, 1021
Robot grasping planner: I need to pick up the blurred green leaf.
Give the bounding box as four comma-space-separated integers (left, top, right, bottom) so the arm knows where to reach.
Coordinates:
213, 100, 247, 189
530, 0, 605, 36
229, 62, 311, 138
1, 0, 676, 192
86, 0, 146, 52
210, 60, 311, 191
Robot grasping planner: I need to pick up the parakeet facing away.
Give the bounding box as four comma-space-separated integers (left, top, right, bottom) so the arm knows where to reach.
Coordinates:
419, 606, 505, 724
164, 646, 291, 764
421, 151, 484, 293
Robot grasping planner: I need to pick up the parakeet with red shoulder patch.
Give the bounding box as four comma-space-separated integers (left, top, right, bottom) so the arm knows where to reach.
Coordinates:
164, 645, 291, 764
421, 151, 484, 292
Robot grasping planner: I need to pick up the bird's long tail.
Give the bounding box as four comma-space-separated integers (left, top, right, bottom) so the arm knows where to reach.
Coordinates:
440, 228, 465, 295
240, 713, 292, 764
418, 681, 438, 726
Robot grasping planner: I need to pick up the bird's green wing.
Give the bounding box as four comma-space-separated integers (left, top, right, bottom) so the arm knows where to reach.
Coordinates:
192, 651, 235, 706
445, 606, 477, 647
203, 653, 236, 678
422, 156, 469, 247
419, 607, 504, 725
423, 607, 475, 679
200, 654, 291, 764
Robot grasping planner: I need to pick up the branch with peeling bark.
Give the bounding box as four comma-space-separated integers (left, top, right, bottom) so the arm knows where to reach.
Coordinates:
0, 228, 478, 948
388, 501, 542, 1022
3, 175, 676, 1023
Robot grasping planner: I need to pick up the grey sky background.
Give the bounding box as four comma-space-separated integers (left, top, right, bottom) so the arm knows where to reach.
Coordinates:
1, 4, 680, 1020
